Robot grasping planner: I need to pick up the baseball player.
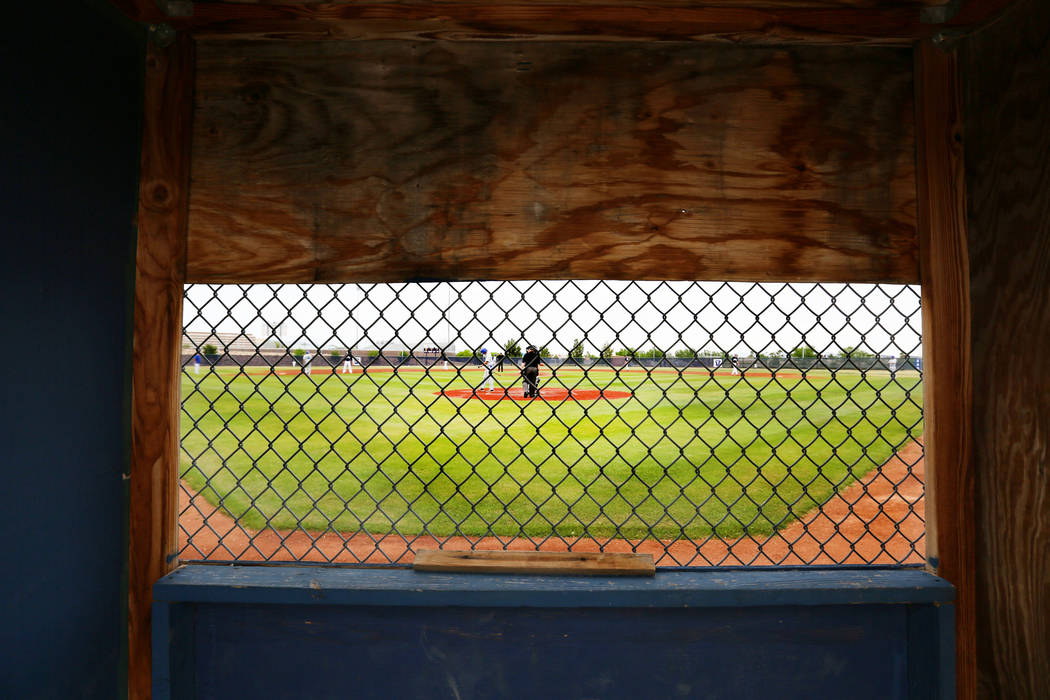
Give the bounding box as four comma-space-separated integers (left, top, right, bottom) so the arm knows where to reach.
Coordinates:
479, 348, 496, 392
521, 344, 541, 398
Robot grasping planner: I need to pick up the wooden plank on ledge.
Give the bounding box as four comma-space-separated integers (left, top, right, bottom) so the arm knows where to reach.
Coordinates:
413, 550, 656, 576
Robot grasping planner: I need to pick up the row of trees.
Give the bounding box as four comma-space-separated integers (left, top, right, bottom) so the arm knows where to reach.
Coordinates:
788, 345, 880, 359
302, 340, 899, 360
479, 339, 895, 360
514, 341, 888, 360
230, 342, 894, 360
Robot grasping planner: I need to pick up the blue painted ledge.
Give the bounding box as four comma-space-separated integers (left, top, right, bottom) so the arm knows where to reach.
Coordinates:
155, 565, 954, 609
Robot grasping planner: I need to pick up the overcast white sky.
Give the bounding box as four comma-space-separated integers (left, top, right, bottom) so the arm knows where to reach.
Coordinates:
184, 281, 922, 357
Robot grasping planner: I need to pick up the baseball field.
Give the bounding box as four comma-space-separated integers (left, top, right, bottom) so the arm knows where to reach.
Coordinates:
179, 365, 922, 541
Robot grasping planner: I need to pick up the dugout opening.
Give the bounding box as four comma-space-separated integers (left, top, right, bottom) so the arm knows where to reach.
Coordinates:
177, 280, 924, 568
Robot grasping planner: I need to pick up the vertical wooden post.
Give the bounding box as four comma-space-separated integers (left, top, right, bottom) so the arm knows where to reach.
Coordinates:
128, 30, 194, 700
914, 39, 975, 700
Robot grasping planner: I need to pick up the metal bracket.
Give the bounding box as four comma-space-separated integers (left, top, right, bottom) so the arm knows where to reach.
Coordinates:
931, 29, 967, 51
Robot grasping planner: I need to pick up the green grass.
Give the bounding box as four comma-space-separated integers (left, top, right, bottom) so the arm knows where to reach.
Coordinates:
180, 366, 923, 540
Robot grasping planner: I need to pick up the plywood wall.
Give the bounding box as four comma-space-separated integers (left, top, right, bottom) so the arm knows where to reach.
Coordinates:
187, 41, 917, 283
960, 0, 1050, 696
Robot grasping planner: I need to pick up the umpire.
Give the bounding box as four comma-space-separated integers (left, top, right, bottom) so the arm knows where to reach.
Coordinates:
521, 344, 541, 398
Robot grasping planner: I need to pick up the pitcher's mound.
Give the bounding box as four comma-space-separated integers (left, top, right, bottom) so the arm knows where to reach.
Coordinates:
439, 387, 632, 402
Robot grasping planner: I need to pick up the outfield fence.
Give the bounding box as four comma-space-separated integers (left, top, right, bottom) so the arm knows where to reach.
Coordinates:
178, 281, 924, 567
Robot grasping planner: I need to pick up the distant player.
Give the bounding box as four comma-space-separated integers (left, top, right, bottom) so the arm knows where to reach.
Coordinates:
303, 349, 312, 375
522, 345, 541, 398
342, 350, 354, 374
193, 352, 202, 375
479, 348, 496, 392
888, 356, 897, 374
730, 355, 740, 376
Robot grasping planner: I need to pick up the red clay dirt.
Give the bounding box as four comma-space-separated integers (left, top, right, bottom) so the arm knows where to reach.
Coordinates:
438, 387, 632, 402
178, 440, 925, 567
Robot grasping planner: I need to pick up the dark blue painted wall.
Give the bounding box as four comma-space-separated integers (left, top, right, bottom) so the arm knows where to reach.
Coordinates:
190, 603, 911, 700
0, 4, 142, 697
155, 566, 955, 700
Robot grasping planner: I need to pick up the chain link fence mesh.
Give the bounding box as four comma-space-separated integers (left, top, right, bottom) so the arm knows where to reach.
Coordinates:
178, 281, 924, 567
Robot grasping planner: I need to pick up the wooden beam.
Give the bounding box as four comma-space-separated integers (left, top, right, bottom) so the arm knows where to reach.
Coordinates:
914, 40, 974, 700
197, 0, 949, 6
110, 0, 1021, 44
187, 40, 918, 284
128, 31, 194, 700
181, 3, 930, 45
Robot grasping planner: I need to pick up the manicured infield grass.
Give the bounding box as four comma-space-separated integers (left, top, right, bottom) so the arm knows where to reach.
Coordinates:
180, 366, 922, 540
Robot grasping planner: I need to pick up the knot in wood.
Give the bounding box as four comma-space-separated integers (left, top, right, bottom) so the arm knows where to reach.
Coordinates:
145, 180, 174, 211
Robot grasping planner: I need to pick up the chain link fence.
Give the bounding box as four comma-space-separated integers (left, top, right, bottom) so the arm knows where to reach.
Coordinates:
178, 281, 924, 567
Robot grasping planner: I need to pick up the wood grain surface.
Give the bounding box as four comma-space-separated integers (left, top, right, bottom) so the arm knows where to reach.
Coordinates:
414, 549, 656, 575
110, 0, 1023, 45
188, 41, 917, 283
959, 0, 1050, 696
914, 39, 975, 700
129, 33, 195, 700
183, 3, 929, 45
203, 0, 948, 7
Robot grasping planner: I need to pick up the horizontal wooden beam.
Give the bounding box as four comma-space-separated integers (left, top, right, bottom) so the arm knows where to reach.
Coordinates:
182, 3, 932, 45
110, 0, 1020, 44
187, 40, 918, 284
199, 0, 949, 6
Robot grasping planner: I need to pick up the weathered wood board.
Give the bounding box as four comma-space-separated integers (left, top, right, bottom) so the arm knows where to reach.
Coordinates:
130, 33, 195, 700
203, 1, 948, 6
182, 5, 932, 46
414, 549, 656, 576
188, 41, 917, 283
915, 39, 974, 700
961, 0, 1050, 696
